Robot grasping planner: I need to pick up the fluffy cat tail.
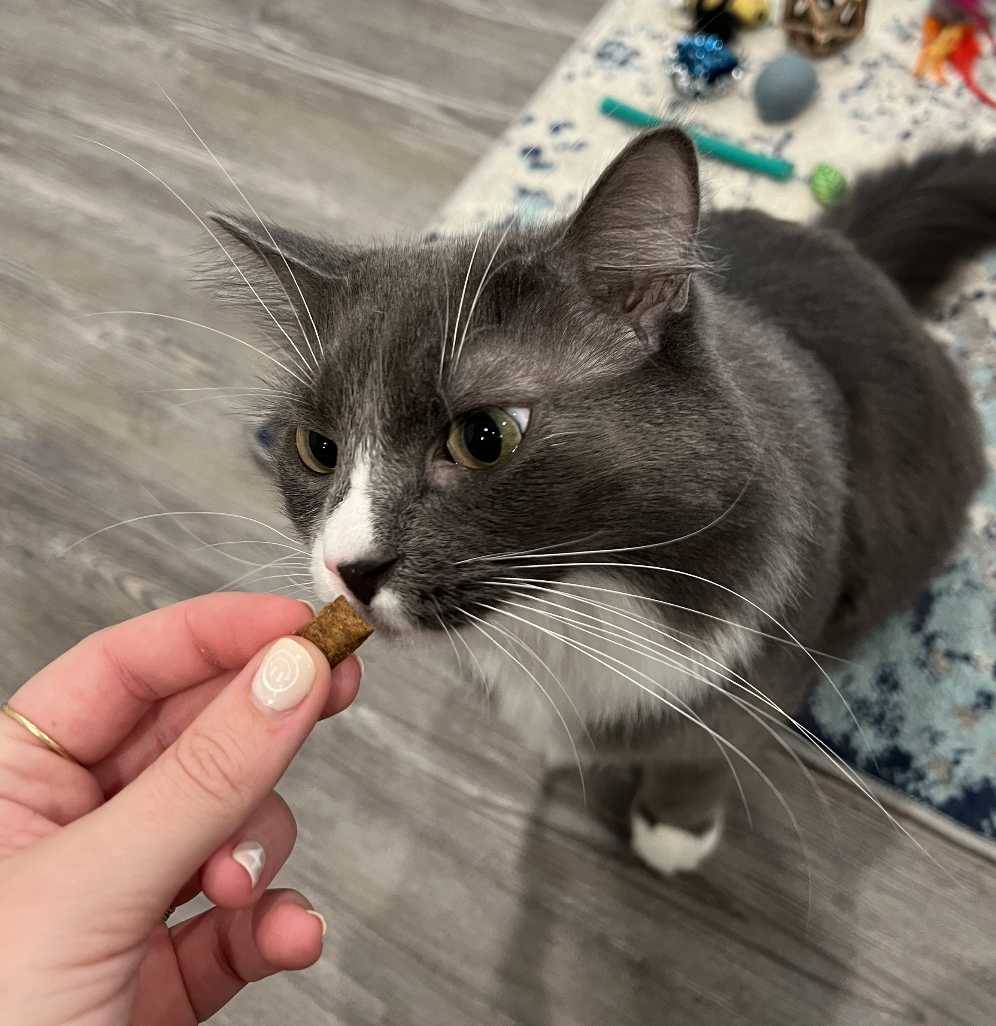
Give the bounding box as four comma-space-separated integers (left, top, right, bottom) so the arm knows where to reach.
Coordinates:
820, 146, 996, 309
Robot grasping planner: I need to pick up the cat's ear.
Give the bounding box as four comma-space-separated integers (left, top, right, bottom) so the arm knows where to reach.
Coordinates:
208, 213, 349, 349
558, 127, 700, 347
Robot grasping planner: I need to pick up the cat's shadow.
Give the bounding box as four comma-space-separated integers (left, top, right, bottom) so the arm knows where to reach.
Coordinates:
328, 648, 911, 1026
490, 759, 883, 1026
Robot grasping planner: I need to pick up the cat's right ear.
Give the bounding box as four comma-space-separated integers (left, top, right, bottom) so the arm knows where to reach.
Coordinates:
556, 127, 700, 350
208, 213, 350, 351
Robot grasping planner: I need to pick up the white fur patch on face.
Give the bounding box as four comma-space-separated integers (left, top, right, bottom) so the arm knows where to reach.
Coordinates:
369, 587, 411, 633
630, 810, 723, 876
310, 449, 377, 604
308, 450, 415, 634
457, 572, 758, 764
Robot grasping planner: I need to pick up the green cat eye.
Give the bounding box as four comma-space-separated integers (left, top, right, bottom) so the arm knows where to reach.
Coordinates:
296, 427, 338, 474
447, 406, 526, 470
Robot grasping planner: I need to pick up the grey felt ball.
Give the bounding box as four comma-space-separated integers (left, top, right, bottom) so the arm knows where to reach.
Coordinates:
754, 53, 818, 124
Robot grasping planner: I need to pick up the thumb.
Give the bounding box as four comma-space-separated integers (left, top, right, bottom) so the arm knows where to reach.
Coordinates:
64, 635, 334, 927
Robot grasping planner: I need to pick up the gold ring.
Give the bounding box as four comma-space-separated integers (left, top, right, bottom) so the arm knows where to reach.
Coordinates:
1, 703, 80, 765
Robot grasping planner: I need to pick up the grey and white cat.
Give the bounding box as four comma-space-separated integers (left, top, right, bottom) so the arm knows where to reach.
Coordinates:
212, 129, 994, 875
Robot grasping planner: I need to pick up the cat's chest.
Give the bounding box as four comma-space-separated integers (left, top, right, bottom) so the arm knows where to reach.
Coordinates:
455, 574, 755, 764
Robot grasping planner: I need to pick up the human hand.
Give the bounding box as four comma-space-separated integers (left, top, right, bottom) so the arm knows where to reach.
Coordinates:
0, 593, 362, 1025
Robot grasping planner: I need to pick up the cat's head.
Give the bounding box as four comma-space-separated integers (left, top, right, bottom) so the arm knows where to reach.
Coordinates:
212, 128, 752, 640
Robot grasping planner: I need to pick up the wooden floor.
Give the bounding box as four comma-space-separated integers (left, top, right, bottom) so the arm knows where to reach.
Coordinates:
2, 2, 996, 1023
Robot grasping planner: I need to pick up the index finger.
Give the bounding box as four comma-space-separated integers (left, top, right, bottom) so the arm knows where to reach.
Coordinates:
8, 593, 315, 765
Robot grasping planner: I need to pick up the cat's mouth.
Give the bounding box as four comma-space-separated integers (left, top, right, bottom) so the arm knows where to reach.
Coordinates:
306, 556, 417, 640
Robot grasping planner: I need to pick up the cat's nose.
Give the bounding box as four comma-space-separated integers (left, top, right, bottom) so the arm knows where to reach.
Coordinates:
336, 556, 399, 606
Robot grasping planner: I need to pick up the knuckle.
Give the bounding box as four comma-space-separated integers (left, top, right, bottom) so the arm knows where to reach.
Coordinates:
171, 726, 255, 808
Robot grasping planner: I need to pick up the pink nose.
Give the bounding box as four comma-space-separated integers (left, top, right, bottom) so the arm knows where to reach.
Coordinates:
335, 557, 398, 605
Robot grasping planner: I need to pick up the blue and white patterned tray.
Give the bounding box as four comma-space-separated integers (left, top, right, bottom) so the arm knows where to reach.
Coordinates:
432, 0, 996, 851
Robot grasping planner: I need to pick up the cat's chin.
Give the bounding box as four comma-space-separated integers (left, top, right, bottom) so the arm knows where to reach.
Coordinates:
361, 610, 420, 644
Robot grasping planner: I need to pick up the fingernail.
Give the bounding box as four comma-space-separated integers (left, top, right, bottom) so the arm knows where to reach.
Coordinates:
299, 599, 317, 617
251, 638, 316, 712
355, 654, 364, 678
305, 910, 327, 937
231, 840, 266, 888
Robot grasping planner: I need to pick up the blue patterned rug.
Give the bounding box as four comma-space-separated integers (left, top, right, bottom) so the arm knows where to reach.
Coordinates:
432, 0, 996, 851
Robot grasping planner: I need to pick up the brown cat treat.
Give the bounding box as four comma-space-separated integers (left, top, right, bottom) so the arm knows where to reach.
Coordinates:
295, 596, 373, 667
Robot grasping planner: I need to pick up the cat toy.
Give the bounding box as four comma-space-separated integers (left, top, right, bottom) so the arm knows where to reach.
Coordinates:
783, 0, 867, 58
600, 96, 849, 204
668, 34, 743, 101
686, 0, 771, 42
753, 52, 819, 122
932, 0, 995, 44
602, 96, 793, 177
915, 15, 996, 109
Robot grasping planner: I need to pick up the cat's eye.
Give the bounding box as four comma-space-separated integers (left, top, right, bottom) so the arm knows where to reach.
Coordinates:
446, 406, 528, 470
296, 427, 338, 474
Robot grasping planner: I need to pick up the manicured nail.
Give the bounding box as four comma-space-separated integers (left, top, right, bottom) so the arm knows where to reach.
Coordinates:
251, 638, 316, 711
305, 910, 327, 937
299, 599, 317, 617
355, 655, 364, 678
231, 840, 266, 888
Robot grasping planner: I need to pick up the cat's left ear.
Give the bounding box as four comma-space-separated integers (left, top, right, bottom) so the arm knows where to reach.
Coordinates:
557, 127, 700, 348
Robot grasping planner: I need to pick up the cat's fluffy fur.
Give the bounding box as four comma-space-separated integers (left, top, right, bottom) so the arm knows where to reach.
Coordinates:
212, 130, 992, 874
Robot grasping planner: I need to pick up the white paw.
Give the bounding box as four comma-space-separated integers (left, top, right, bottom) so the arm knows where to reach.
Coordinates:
630, 810, 723, 876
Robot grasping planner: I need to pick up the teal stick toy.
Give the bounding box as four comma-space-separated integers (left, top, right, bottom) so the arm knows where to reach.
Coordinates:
600, 97, 795, 181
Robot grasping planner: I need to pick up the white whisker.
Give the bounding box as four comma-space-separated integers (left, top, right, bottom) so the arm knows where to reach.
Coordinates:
142, 386, 298, 396
269, 582, 313, 597
172, 392, 287, 409
437, 259, 451, 386
197, 539, 309, 555
464, 610, 586, 804
74, 137, 315, 381
74, 311, 310, 388
60, 511, 303, 555
156, 83, 324, 372
489, 580, 944, 874
484, 602, 818, 873
495, 585, 826, 816
495, 577, 850, 664
449, 609, 491, 690
479, 611, 595, 749
213, 552, 314, 593
464, 477, 752, 563
498, 560, 860, 717
478, 598, 753, 829
452, 224, 513, 372
448, 228, 486, 369
455, 530, 608, 567
435, 611, 466, 679
223, 571, 313, 591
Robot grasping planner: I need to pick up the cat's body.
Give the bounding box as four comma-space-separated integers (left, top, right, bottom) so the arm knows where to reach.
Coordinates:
214, 132, 994, 875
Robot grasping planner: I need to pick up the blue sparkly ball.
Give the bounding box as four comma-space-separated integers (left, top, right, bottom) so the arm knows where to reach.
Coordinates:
669, 34, 741, 102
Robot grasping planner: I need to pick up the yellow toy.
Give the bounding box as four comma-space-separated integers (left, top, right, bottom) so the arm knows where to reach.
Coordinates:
686, 0, 771, 42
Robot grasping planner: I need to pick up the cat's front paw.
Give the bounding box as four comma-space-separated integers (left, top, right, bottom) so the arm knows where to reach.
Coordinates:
630, 808, 724, 876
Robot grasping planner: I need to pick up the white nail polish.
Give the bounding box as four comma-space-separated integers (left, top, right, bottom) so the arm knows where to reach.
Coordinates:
305, 910, 327, 937
232, 840, 266, 888
251, 638, 316, 712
